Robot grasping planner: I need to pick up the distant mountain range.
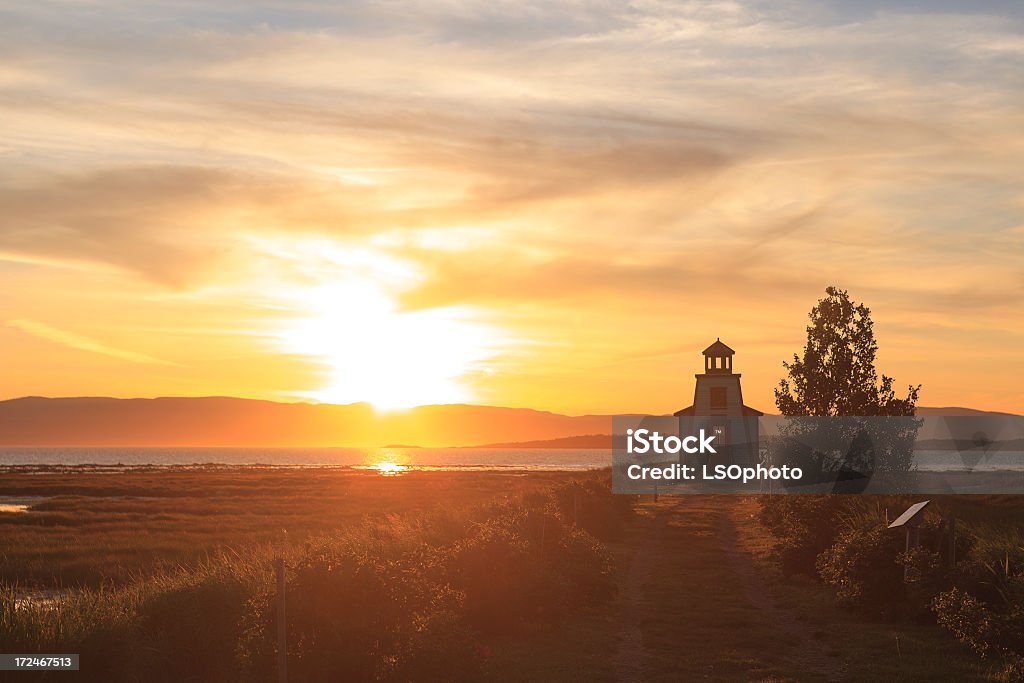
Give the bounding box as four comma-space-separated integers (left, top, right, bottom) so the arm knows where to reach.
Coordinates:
0, 396, 616, 447
0, 397, 1019, 448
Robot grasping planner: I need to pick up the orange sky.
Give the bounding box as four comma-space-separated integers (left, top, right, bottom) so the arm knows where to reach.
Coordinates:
1, 1, 1022, 415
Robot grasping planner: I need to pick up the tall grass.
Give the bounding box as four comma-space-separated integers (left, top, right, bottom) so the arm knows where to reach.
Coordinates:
0, 471, 632, 682
1, 549, 273, 681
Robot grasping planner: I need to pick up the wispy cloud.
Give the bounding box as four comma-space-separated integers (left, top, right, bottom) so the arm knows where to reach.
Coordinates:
0, 0, 1021, 411
7, 319, 179, 366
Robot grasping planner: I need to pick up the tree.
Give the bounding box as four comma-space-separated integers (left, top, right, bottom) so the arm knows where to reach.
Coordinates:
772, 287, 921, 484
776, 286, 919, 418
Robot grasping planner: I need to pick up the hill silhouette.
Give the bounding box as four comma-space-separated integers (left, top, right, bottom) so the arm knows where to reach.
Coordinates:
0, 396, 614, 448
0, 397, 1018, 448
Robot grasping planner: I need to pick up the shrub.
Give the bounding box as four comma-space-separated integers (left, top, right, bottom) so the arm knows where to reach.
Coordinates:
932, 587, 1003, 658
816, 524, 905, 609
899, 545, 952, 613
241, 535, 480, 683
441, 516, 553, 634
928, 524, 1024, 666
759, 496, 846, 575
957, 527, 1024, 607
552, 527, 617, 608
932, 587, 1024, 659
436, 501, 616, 633
550, 476, 635, 540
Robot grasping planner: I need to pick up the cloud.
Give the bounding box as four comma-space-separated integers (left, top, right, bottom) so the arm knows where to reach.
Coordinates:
7, 319, 179, 365
0, 0, 1021, 411
0, 165, 381, 287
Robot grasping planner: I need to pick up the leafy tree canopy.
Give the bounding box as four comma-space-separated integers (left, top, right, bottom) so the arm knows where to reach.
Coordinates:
775, 286, 920, 417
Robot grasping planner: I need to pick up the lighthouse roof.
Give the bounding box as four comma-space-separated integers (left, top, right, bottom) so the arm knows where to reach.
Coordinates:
674, 403, 764, 417
702, 339, 735, 356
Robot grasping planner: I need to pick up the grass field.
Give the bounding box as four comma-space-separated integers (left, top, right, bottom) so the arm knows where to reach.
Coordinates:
0, 468, 1016, 681
0, 466, 566, 586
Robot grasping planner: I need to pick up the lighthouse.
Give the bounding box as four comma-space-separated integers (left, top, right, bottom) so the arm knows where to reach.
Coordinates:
674, 339, 762, 466
674, 339, 762, 418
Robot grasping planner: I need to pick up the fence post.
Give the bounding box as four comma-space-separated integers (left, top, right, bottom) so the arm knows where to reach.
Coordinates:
276, 557, 287, 683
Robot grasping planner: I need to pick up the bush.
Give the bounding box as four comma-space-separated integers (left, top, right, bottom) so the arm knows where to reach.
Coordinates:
550, 476, 635, 540
553, 527, 617, 608
932, 587, 1003, 658
899, 545, 952, 613
441, 516, 553, 634
435, 499, 616, 634
816, 524, 905, 609
269, 537, 480, 683
759, 496, 846, 575
932, 587, 1024, 660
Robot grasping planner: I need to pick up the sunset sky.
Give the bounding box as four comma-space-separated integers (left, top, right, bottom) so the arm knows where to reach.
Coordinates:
1, 1, 1022, 415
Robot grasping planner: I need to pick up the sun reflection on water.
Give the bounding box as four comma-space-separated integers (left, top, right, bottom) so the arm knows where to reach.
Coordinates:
372, 460, 408, 476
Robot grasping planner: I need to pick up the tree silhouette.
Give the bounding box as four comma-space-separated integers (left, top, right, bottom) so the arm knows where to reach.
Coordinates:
772, 287, 921, 486
776, 286, 920, 417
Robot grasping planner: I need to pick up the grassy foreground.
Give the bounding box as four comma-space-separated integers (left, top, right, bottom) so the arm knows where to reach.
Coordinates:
0, 468, 1014, 681
0, 466, 569, 586
0, 467, 631, 681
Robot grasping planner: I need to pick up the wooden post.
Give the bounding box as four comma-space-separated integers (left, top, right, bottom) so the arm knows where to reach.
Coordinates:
903, 528, 911, 582
276, 557, 287, 683
889, 501, 930, 583
653, 482, 658, 504
904, 526, 921, 582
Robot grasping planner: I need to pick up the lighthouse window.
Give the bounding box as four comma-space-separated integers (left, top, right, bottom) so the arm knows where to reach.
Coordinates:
710, 387, 727, 408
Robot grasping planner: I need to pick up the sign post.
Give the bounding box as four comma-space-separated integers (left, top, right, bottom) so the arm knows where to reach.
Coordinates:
888, 500, 931, 582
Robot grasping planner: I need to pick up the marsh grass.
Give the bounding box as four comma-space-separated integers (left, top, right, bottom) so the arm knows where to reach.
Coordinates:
0, 467, 569, 586
0, 468, 630, 682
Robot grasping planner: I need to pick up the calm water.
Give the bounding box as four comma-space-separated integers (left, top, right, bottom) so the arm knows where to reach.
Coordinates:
0, 447, 1021, 472
0, 447, 608, 471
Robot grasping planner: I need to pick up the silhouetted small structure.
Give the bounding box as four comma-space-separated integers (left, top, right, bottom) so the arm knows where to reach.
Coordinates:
674, 339, 762, 466
889, 500, 930, 581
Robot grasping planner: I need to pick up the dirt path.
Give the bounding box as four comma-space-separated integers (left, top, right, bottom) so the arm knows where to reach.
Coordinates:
718, 504, 845, 681
612, 503, 668, 682
613, 497, 845, 682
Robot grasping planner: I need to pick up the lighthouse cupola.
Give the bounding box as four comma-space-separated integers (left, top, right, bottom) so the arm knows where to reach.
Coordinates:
703, 338, 735, 374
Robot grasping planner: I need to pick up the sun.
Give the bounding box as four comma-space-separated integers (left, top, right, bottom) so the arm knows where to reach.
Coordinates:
277, 279, 497, 410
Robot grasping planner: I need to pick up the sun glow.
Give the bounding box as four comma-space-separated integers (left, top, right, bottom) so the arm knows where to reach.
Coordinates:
372, 460, 408, 476
278, 276, 498, 410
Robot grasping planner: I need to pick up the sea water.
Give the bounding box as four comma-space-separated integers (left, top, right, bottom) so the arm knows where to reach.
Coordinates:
0, 447, 1021, 472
